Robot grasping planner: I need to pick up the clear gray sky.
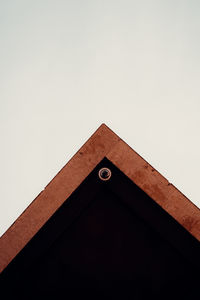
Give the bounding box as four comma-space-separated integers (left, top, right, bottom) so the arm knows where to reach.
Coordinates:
0, 0, 200, 237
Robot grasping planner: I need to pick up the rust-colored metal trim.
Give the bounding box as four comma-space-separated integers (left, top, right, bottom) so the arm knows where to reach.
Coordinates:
0, 123, 199, 273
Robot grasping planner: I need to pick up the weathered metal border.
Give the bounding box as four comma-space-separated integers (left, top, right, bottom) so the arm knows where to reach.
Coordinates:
0, 124, 199, 273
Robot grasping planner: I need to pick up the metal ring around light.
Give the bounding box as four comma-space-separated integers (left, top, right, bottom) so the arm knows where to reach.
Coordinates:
98, 167, 112, 181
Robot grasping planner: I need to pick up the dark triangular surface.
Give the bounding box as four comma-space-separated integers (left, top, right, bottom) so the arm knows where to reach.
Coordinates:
1, 158, 199, 299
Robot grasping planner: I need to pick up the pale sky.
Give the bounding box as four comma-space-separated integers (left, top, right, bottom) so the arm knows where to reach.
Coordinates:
0, 0, 200, 237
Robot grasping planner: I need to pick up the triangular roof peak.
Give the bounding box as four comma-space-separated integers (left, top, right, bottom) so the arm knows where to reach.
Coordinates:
0, 123, 199, 273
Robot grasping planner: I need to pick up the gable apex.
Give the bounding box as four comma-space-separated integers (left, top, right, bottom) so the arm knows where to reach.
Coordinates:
0, 123, 199, 273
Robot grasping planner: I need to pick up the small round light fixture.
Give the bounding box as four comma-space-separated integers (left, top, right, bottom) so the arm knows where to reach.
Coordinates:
98, 167, 112, 181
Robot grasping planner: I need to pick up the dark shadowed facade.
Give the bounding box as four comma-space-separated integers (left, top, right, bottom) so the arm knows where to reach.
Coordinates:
0, 124, 199, 299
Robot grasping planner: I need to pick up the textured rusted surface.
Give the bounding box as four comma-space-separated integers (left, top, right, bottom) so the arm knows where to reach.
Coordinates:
0, 124, 120, 273
0, 123, 200, 274
106, 139, 200, 241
